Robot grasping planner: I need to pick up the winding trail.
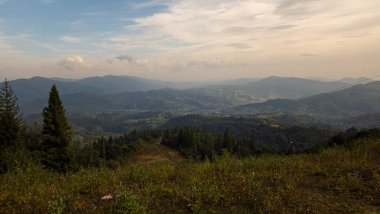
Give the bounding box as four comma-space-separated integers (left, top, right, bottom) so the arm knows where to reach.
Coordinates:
129, 139, 183, 166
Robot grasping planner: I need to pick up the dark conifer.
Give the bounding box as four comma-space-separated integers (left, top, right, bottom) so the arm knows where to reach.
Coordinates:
41, 85, 73, 172
0, 79, 22, 150
0, 79, 23, 173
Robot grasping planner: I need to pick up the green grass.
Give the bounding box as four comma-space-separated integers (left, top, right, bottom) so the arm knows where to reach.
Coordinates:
1, 138, 380, 213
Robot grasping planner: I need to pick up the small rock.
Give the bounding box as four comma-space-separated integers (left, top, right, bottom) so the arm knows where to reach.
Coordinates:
101, 194, 113, 200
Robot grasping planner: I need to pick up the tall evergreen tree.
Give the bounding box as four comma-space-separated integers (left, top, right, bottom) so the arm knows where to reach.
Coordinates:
41, 85, 73, 172
0, 79, 23, 173
0, 79, 22, 151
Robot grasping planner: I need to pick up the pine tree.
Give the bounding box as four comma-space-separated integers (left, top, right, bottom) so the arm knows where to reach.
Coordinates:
41, 85, 73, 172
0, 79, 22, 151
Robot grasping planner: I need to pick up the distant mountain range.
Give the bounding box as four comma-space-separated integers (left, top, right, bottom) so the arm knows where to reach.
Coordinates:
11, 75, 170, 101
338, 77, 372, 84
9, 75, 377, 116
11, 77, 103, 102
22, 88, 236, 114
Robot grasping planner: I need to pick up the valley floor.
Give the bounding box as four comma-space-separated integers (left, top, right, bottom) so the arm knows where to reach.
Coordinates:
1, 138, 380, 213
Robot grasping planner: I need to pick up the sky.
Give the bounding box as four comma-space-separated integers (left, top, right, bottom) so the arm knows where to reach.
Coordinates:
0, 0, 380, 81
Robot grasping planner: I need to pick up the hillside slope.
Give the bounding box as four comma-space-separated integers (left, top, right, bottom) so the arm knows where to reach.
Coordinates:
76, 75, 167, 93
1, 138, 379, 213
236, 81, 380, 117
240, 76, 348, 99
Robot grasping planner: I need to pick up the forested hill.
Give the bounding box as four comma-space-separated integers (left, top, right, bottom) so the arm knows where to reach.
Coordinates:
11, 77, 103, 101
236, 81, 380, 117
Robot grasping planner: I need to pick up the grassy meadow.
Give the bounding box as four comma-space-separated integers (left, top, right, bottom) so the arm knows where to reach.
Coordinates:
0, 138, 379, 213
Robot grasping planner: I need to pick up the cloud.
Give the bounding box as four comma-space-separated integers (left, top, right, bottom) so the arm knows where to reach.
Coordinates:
301, 53, 316, 57
270, 24, 297, 31
0, 34, 26, 59
186, 58, 246, 69
58, 56, 88, 70
274, 0, 322, 17
123, 0, 380, 57
226, 43, 251, 49
100, 0, 380, 80
40, 0, 57, 4
129, 0, 173, 9
59, 36, 84, 43
114, 55, 137, 63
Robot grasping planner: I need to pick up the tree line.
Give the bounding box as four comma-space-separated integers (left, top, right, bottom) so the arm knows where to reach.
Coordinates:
0, 80, 74, 173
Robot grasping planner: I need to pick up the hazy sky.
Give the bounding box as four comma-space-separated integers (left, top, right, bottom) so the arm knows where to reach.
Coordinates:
0, 0, 379, 81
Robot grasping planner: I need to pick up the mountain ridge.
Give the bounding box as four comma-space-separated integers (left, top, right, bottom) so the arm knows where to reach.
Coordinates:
236, 81, 380, 117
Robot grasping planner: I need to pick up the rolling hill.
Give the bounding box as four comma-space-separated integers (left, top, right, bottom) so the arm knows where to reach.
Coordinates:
11, 76, 103, 101
236, 81, 380, 117
76, 75, 168, 93
187, 76, 350, 103
239, 76, 349, 99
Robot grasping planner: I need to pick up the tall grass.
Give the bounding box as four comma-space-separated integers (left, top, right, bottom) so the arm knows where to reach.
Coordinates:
0, 138, 379, 213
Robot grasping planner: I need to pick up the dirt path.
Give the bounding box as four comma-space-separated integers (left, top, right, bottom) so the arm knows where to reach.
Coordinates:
129, 140, 183, 166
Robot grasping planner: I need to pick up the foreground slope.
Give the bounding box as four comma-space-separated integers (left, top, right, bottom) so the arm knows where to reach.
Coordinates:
1, 138, 379, 213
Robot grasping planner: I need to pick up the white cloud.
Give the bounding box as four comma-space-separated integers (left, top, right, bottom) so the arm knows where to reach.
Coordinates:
129, 0, 380, 53
66, 56, 85, 64
58, 56, 88, 70
107, 0, 380, 79
59, 36, 84, 43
